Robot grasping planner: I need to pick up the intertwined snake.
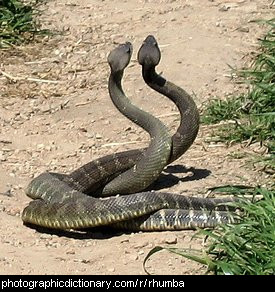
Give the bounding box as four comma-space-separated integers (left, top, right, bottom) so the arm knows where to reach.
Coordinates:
22, 36, 235, 231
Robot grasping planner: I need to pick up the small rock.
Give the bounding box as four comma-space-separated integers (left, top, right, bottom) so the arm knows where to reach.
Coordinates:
6, 207, 21, 217
39, 233, 53, 240
37, 143, 45, 150
163, 235, 178, 244
0, 151, 6, 162
14, 149, 20, 155
80, 259, 91, 264
55, 257, 66, 262
133, 241, 149, 249
40, 104, 51, 113
79, 127, 88, 133
120, 238, 129, 243
238, 27, 249, 33
127, 254, 139, 261
219, 5, 230, 12
0, 189, 12, 197
2, 147, 13, 152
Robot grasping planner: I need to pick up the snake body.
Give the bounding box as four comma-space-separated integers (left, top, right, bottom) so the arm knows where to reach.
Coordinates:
23, 173, 234, 230
138, 35, 200, 161
22, 37, 235, 231
52, 38, 200, 197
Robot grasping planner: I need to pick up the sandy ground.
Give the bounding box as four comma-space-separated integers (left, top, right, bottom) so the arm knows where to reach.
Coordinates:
0, 0, 274, 275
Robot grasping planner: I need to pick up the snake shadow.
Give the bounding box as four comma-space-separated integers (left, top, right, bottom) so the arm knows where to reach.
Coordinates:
24, 222, 127, 239
146, 164, 211, 191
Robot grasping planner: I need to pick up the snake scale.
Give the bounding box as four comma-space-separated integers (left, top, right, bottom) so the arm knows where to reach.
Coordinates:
22, 36, 235, 231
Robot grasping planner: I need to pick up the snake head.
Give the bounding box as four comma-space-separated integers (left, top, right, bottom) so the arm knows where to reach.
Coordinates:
138, 35, 161, 67
108, 42, 133, 73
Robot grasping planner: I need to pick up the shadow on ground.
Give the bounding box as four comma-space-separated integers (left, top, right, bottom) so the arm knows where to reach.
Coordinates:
148, 165, 211, 190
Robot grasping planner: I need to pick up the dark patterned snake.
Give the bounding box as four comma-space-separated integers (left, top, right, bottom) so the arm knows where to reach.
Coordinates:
22, 36, 235, 231
38, 36, 200, 197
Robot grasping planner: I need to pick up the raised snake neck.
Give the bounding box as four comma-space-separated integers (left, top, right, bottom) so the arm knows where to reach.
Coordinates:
140, 60, 200, 161
101, 42, 171, 195
57, 37, 200, 197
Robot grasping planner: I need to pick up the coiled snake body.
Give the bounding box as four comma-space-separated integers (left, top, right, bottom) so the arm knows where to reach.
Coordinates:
22, 36, 235, 231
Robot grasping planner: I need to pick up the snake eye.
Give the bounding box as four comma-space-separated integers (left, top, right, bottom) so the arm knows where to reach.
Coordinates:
124, 42, 133, 54
151, 39, 158, 47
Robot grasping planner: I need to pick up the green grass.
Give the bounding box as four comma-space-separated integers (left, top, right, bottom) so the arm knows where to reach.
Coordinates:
0, 0, 49, 47
202, 18, 275, 157
201, 188, 275, 275
144, 186, 275, 275
144, 19, 275, 276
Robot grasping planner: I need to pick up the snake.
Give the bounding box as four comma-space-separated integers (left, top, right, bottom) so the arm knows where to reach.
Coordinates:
38, 36, 200, 198
22, 37, 235, 231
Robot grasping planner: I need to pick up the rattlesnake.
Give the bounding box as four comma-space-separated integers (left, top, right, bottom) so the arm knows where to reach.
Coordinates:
22, 36, 235, 231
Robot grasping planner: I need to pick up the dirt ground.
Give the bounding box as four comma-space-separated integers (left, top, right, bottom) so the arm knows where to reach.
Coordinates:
0, 0, 274, 275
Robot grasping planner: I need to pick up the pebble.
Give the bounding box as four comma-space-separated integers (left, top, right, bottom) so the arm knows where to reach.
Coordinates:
133, 241, 149, 249
1, 147, 12, 152
56, 256, 66, 262
36, 144, 45, 150
39, 233, 53, 240
160, 235, 178, 245
80, 259, 91, 264
0, 151, 6, 162
40, 104, 51, 113
0, 190, 12, 197
127, 254, 139, 261
120, 238, 129, 243
238, 27, 249, 33
6, 207, 21, 217
219, 5, 230, 12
